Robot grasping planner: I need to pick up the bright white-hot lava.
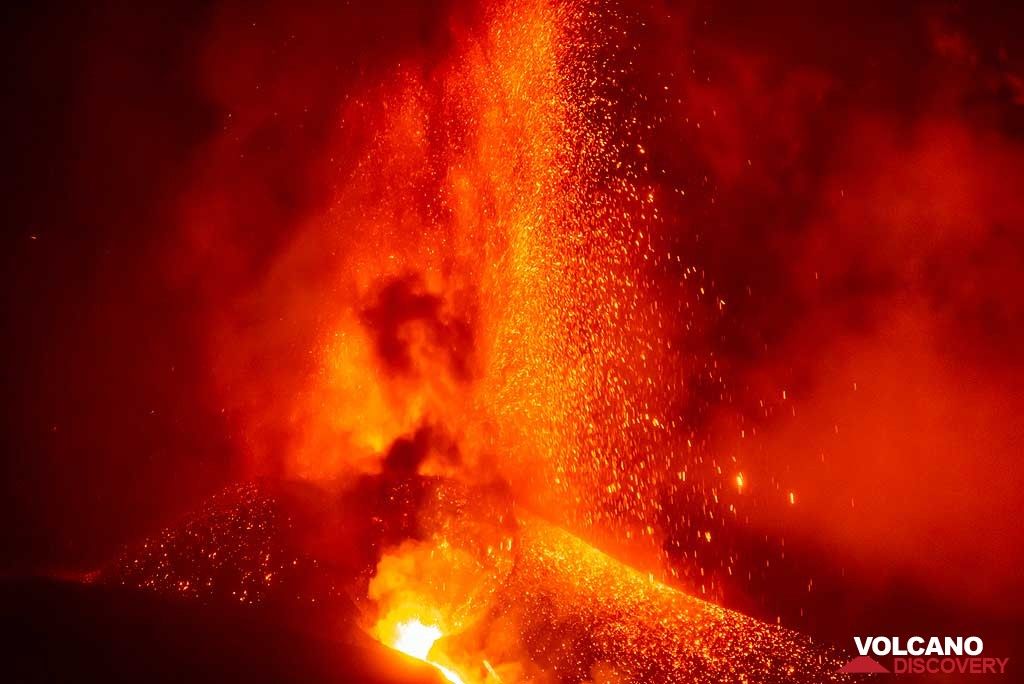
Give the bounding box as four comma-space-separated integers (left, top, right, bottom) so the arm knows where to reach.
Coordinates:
389, 619, 466, 684
393, 619, 443, 661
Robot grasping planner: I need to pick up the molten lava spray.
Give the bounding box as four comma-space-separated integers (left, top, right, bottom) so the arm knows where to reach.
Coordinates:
196, 0, 681, 570
165, 0, 753, 678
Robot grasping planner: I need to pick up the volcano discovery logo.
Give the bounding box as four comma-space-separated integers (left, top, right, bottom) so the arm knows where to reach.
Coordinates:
839, 636, 1010, 675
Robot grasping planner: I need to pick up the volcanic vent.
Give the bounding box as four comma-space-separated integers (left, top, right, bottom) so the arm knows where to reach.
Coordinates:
109, 479, 843, 683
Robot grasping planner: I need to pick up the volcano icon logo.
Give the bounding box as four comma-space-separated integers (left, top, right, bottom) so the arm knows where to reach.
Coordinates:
839, 656, 890, 673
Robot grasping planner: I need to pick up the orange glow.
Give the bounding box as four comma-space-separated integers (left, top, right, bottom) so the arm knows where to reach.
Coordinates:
199, 0, 676, 555
387, 618, 465, 684
392, 619, 442, 661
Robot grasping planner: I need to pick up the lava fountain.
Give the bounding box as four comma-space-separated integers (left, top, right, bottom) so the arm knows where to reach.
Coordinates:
111, 0, 839, 681
197, 0, 677, 543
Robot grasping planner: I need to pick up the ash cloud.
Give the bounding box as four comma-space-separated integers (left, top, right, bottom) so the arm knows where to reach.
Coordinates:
361, 274, 477, 382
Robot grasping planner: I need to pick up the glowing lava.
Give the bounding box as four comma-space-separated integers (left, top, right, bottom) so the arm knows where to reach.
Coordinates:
388, 619, 466, 684
110, 483, 843, 682
392, 619, 443, 661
